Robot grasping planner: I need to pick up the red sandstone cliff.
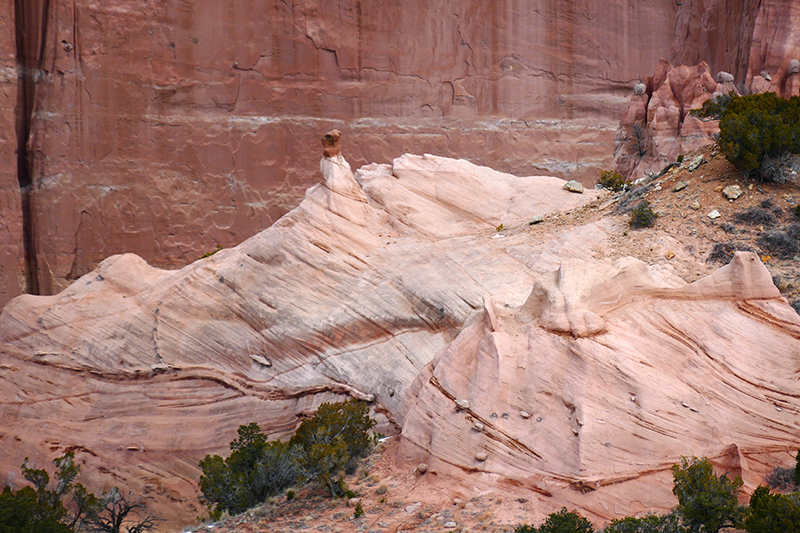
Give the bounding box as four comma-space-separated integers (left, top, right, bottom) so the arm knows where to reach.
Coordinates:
5, 0, 683, 301
0, 0, 24, 306
1, 0, 799, 304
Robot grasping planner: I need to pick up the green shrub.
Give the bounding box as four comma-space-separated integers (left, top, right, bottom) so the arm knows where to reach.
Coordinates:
1, 452, 156, 533
199, 425, 300, 520
353, 501, 364, 519
598, 170, 631, 192
291, 400, 377, 498
630, 201, 658, 229
602, 512, 684, 533
692, 93, 800, 181
0, 486, 72, 533
200, 400, 377, 518
744, 485, 800, 533
286, 490, 295, 501
516, 507, 594, 533
672, 456, 744, 533
200, 244, 223, 259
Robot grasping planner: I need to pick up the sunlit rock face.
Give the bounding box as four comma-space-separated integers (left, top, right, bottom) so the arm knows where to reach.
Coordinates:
0, 151, 599, 527
400, 251, 800, 521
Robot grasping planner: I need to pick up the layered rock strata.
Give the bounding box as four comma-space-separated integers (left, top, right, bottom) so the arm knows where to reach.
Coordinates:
400, 252, 800, 521
0, 151, 598, 527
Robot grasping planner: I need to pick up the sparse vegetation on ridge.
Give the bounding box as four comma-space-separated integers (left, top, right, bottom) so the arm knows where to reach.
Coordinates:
598, 170, 631, 192
630, 200, 658, 229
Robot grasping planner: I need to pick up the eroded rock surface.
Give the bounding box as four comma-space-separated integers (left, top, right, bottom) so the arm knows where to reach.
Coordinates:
612, 60, 734, 178
0, 154, 598, 527
399, 251, 799, 520
614, 0, 800, 180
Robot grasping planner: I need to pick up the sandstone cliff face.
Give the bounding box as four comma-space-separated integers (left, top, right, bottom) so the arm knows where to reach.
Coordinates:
6, 0, 684, 298
0, 0, 23, 305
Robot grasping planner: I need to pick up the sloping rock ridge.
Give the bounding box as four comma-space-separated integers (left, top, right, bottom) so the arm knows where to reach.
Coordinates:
0, 152, 599, 527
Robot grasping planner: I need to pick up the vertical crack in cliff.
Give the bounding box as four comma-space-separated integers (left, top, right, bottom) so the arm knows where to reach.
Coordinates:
13, 0, 50, 295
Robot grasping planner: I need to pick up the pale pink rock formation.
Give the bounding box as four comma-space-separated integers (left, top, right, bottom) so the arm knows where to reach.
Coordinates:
0, 153, 598, 528
2, 150, 798, 527
399, 252, 800, 521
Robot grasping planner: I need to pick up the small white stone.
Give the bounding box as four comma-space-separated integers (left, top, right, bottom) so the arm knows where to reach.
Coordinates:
716, 71, 735, 83
444, 521, 457, 529
472, 422, 485, 431
519, 410, 531, 419
708, 210, 721, 219
416, 463, 428, 474
563, 180, 585, 193
455, 399, 470, 410
475, 452, 488, 461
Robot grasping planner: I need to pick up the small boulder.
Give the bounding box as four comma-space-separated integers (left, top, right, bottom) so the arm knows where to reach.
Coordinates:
405, 502, 422, 514
519, 410, 531, 419
348, 497, 361, 507
633, 83, 647, 96
416, 463, 428, 474
708, 210, 721, 219
691, 200, 700, 210
716, 71, 735, 83
563, 180, 585, 193
444, 521, 458, 528
790, 59, 800, 74
475, 452, 488, 461
686, 155, 705, 172
472, 422, 485, 431
672, 181, 688, 192
455, 399, 470, 411
722, 185, 743, 200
